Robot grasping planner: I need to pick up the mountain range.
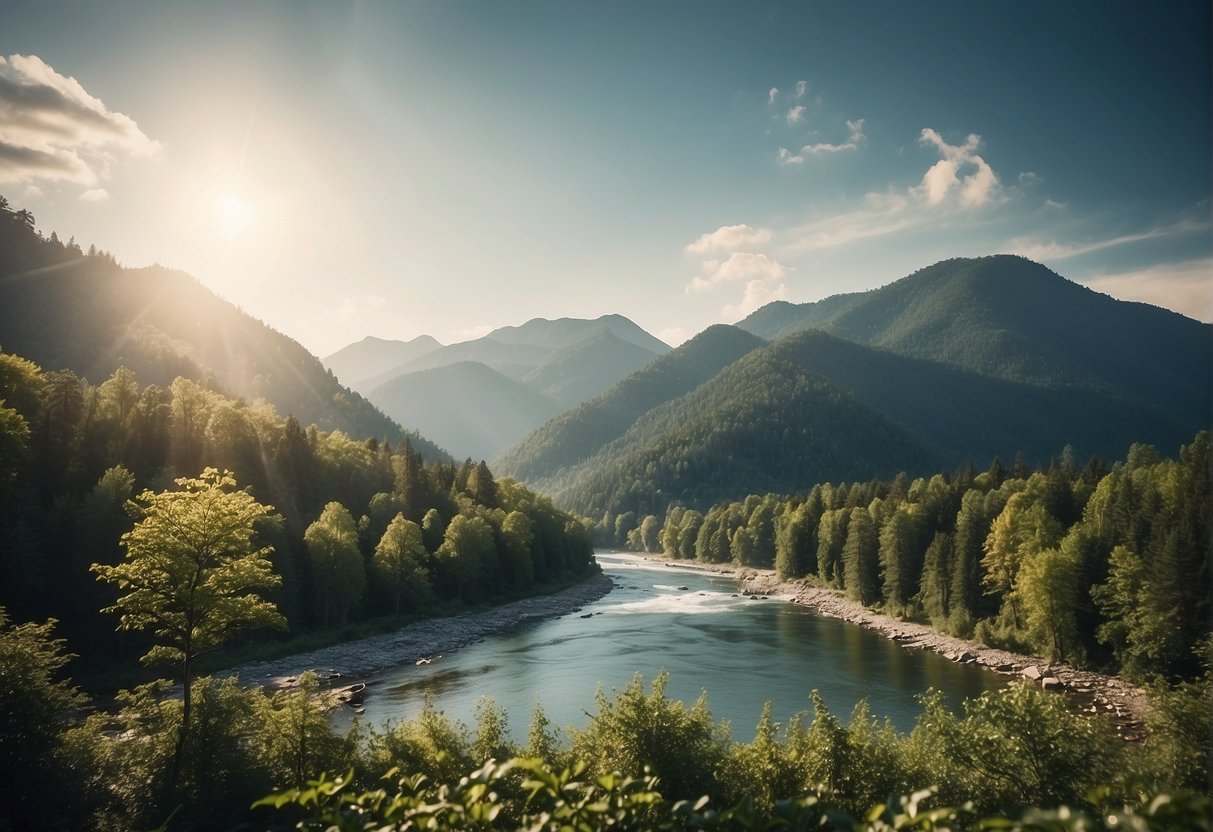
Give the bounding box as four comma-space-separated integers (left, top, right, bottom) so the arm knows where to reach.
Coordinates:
497, 255, 1211, 517
4, 197, 1207, 514
324, 315, 671, 460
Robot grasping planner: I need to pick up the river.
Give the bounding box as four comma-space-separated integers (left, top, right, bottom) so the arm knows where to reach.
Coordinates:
337, 552, 1006, 739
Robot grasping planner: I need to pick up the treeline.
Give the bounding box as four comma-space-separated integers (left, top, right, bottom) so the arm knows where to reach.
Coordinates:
0, 348, 593, 676
606, 436, 1211, 681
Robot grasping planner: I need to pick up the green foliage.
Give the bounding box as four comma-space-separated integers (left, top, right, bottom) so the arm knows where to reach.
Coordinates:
372, 512, 431, 615
569, 671, 726, 801
257, 757, 1212, 832
305, 501, 367, 627
0, 608, 87, 829
93, 468, 285, 671
630, 432, 1211, 681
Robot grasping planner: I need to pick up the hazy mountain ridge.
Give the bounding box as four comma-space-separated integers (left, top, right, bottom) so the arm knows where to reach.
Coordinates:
523, 327, 663, 405
0, 215, 449, 458
368, 361, 563, 462
343, 315, 672, 459
494, 324, 768, 482
322, 334, 443, 390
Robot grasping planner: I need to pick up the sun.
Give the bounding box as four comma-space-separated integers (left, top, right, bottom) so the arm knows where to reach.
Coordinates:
212, 192, 254, 237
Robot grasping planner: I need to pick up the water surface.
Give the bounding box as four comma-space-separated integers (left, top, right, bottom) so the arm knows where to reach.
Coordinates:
342, 552, 1004, 739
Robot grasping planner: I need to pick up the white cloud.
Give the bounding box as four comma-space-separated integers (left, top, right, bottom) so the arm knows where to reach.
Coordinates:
697, 252, 787, 287
767, 87, 779, 104
777, 147, 804, 166
685, 223, 773, 254
913, 129, 1000, 207
794, 80, 807, 100
801, 118, 865, 155
78, 188, 108, 202
0, 54, 159, 188
1083, 258, 1213, 322
686, 252, 790, 318
787, 105, 806, 124
724, 279, 789, 318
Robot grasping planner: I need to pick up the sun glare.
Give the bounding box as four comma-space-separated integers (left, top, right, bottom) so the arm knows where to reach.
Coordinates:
213, 192, 254, 237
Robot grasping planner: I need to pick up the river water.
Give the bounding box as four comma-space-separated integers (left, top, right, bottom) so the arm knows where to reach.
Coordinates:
342, 552, 1005, 739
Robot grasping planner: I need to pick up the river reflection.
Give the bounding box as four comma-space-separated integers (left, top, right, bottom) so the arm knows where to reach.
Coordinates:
337, 552, 1004, 739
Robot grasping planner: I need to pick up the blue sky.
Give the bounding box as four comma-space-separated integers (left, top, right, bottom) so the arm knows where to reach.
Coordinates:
1, 1, 1209, 353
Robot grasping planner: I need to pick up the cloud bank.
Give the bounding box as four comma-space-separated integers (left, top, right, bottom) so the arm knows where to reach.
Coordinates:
0, 54, 159, 188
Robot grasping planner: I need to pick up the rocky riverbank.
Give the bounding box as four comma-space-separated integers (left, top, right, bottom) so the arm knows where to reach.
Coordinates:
226, 572, 615, 697
650, 557, 1148, 741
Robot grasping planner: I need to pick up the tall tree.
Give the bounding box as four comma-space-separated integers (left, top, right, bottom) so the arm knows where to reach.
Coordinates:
842, 507, 879, 605
304, 502, 365, 628
372, 512, 430, 615
92, 468, 284, 782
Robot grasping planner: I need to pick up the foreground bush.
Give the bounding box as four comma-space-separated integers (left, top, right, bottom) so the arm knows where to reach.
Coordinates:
258, 757, 1211, 831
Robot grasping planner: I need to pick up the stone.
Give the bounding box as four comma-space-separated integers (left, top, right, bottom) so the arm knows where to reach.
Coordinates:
1041, 677, 1063, 690
1021, 665, 1042, 680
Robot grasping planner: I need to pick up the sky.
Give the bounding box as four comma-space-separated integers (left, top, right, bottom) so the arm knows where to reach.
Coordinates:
1, 1, 1209, 355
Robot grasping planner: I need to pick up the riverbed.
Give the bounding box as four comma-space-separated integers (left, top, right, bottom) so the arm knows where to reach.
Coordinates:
333, 552, 1006, 738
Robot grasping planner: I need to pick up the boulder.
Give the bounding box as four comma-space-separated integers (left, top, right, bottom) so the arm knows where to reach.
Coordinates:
1021, 665, 1043, 681
1041, 677, 1064, 690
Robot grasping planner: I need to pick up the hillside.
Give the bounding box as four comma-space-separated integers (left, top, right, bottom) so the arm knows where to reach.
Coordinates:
547, 346, 943, 516
0, 206, 446, 457
494, 324, 767, 482
369, 361, 563, 461
322, 334, 442, 391
523, 327, 661, 405
738, 255, 1213, 426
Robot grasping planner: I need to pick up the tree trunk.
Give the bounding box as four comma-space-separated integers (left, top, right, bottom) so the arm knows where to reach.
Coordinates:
171, 653, 192, 784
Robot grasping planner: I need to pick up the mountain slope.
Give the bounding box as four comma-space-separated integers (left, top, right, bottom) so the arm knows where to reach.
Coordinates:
549, 346, 943, 516
540, 326, 1195, 517
761, 329, 1191, 464
494, 324, 767, 482
0, 212, 445, 455
523, 327, 661, 406
323, 335, 442, 392
739, 255, 1213, 426
369, 361, 563, 461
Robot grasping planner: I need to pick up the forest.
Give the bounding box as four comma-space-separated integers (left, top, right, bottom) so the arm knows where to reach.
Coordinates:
0, 344, 594, 683
608, 437, 1211, 682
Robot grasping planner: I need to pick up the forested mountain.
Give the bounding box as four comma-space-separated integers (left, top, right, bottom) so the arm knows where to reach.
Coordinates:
537, 342, 944, 517
509, 327, 1202, 519
494, 324, 767, 482
522, 327, 662, 405
322, 334, 443, 390
0, 199, 444, 457
759, 330, 1191, 464
738, 255, 1213, 425
369, 361, 563, 461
